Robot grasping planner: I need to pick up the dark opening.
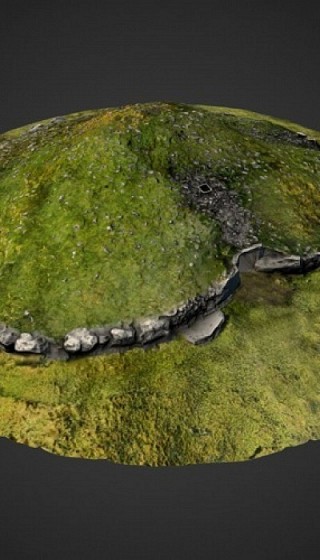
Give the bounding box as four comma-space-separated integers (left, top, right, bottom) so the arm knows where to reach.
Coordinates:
198, 183, 212, 194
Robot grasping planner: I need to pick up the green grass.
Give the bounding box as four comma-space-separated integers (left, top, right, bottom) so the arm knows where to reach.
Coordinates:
1, 101, 320, 465
0, 104, 226, 336
1, 102, 320, 337
1, 269, 320, 465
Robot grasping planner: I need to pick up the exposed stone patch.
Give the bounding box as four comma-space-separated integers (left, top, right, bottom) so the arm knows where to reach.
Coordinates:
172, 173, 259, 249
224, 116, 320, 151
1, 244, 320, 362
272, 129, 320, 151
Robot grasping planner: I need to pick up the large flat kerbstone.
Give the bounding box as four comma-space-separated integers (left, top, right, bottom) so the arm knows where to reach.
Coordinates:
254, 255, 301, 273
178, 310, 225, 345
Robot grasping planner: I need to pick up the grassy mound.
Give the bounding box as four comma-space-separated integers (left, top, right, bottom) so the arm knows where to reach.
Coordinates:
1, 101, 320, 465
0, 102, 320, 337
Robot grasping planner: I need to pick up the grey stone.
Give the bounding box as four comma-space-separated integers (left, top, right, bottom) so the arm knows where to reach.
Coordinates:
110, 326, 135, 346
0, 325, 20, 347
136, 317, 170, 343
63, 334, 81, 353
254, 255, 301, 273
232, 243, 264, 272
213, 267, 240, 306
203, 298, 217, 316
178, 310, 225, 345
207, 285, 216, 297
14, 332, 49, 354
302, 253, 320, 272
160, 307, 178, 318
64, 328, 98, 353
161, 305, 184, 328
98, 333, 111, 345
90, 326, 111, 345
173, 301, 195, 327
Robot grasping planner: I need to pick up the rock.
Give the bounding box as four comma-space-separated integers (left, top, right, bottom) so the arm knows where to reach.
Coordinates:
64, 334, 81, 353
232, 243, 265, 272
98, 333, 111, 345
169, 302, 190, 327
136, 317, 170, 344
0, 325, 20, 347
213, 267, 240, 307
161, 305, 184, 328
203, 296, 217, 315
14, 332, 49, 354
64, 328, 98, 353
110, 326, 135, 346
178, 310, 225, 345
207, 286, 216, 297
90, 326, 111, 345
173, 300, 199, 327
254, 254, 301, 273
302, 253, 320, 273
160, 307, 178, 318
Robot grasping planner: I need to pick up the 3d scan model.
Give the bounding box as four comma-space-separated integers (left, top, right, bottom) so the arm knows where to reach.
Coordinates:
0, 101, 320, 465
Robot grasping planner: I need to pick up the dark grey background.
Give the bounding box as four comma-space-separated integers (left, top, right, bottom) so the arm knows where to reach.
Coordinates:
0, 1, 320, 558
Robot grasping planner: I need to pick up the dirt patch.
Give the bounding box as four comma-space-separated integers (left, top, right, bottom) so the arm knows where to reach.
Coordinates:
234, 271, 295, 306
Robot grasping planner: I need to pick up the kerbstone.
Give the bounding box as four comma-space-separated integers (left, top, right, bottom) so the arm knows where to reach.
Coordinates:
255, 255, 301, 273
0, 325, 20, 347
64, 328, 98, 353
110, 326, 135, 346
136, 317, 170, 343
178, 310, 225, 345
14, 332, 49, 353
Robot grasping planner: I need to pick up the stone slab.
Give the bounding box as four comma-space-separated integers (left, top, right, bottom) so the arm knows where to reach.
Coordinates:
178, 310, 225, 345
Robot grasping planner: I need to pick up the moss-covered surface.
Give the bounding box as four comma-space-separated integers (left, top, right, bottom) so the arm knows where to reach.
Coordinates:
0, 269, 320, 465
1, 102, 320, 337
1, 101, 320, 465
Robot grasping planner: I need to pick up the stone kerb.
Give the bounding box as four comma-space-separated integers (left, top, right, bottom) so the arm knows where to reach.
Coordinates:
1, 244, 319, 361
